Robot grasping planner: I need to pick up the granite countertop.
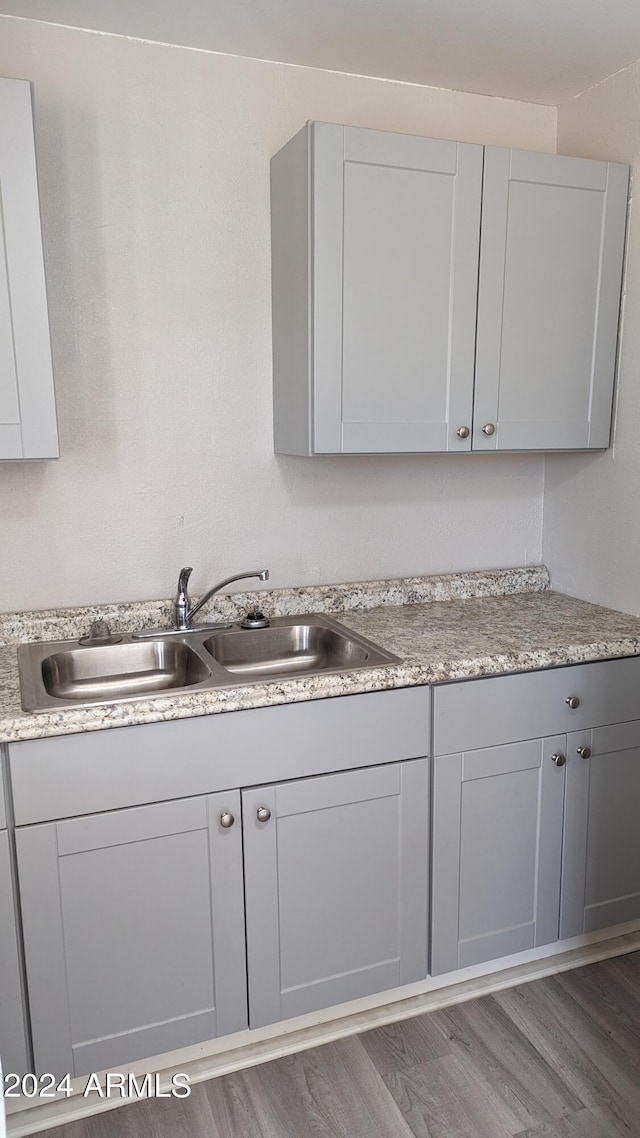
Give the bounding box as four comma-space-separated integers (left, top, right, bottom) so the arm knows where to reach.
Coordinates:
2, 566, 640, 743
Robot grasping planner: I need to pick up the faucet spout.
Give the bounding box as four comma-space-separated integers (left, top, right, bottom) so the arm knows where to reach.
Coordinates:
174, 567, 269, 629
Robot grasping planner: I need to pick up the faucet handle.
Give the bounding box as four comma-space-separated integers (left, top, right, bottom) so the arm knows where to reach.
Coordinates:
177, 566, 193, 594
174, 567, 193, 631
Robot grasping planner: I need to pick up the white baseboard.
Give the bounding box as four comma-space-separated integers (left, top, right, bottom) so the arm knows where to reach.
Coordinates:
8, 921, 640, 1137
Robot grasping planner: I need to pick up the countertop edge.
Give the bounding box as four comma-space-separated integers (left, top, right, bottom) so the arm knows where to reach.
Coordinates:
4, 635, 640, 745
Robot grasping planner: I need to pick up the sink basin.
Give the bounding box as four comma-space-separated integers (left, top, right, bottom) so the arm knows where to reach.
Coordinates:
18, 615, 400, 712
20, 639, 211, 710
203, 617, 398, 681
204, 623, 370, 679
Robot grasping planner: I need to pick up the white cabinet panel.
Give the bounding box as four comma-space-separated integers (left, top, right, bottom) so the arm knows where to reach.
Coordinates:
272, 122, 483, 454
474, 148, 628, 451
272, 124, 627, 456
0, 832, 29, 1075
0, 77, 58, 460
243, 760, 429, 1028
431, 737, 566, 975
561, 722, 640, 937
17, 793, 247, 1077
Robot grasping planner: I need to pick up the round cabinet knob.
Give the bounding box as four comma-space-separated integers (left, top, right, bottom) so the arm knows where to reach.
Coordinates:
551, 753, 566, 767
482, 423, 496, 437
577, 746, 592, 760
220, 812, 235, 829
456, 426, 470, 439
566, 696, 580, 710
256, 806, 271, 823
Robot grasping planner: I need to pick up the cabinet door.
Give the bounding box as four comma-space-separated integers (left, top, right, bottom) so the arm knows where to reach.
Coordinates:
0, 78, 58, 460
474, 148, 628, 451
243, 760, 428, 1028
561, 722, 640, 938
0, 831, 29, 1076
431, 737, 566, 975
313, 123, 482, 454
17, 793, 246, 1077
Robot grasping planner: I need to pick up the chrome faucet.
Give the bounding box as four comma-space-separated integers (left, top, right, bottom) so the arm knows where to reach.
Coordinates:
174, 566, 270, 630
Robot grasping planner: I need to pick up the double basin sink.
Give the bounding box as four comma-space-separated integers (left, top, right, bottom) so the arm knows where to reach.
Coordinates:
18, 615, 400, 712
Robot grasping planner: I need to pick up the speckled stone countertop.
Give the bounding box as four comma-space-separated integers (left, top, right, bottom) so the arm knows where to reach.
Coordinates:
2, 565, 640, 744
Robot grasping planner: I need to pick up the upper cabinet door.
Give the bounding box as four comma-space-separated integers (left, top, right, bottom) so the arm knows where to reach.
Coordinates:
271, 122, 483, 455
312, 124, 480, 452
474, 148, 628, 451
314, 125, 482, 453
0, 78, 58, 460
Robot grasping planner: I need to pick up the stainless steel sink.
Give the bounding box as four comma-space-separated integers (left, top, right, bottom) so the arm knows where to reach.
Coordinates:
20, 639, 212, 710
18, 615, 400, 712
204, 622, 372, 679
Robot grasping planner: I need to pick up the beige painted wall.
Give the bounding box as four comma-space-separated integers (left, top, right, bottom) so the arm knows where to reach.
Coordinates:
543, 64, 639, 613
0, 18, 556, 611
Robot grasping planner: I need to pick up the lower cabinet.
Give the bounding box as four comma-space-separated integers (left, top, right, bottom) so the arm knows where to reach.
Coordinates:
561, 721, 640, 937
17, 792, 247, 1078
431, 738, 566, 975
431, 658, 640, 977
17, 758, 429, 1076
0, 830, 29, 1075
12, 666, 640, 1080
243, 759, 429, 1028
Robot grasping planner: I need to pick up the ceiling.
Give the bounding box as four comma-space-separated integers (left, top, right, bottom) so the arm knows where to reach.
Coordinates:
2, 0, 640, 105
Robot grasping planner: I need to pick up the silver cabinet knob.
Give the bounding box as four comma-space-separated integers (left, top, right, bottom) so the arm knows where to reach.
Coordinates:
551, 753, 566, 767
566, 696, 580, 710
220, 812, 235, 829
577, 746, 592, 760
456, 426, 470, 439
482, 423, 496, 436
256, 806, 271, 823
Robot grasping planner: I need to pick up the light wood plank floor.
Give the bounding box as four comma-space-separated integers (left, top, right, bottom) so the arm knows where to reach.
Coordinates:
35, 950, 640, 1138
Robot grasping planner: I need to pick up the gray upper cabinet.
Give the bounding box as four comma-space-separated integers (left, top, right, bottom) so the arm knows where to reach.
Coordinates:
561, 721, 640, 938
271, 122, 628, 455
243, 760, 429, 1028
0, 830, 29, 1076
431, 737, 566, 975
0, 77, 58, 460
17, 792, 247, 1078
272, 122, 483, 454
474, 149, 629, 451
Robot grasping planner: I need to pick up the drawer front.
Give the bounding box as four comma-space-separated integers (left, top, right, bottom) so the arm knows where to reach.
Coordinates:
433, 655, 640, 755
10, 686, 430, 824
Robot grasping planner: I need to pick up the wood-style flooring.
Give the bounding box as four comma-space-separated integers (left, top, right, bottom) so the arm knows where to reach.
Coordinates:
34, 950, 640, 1138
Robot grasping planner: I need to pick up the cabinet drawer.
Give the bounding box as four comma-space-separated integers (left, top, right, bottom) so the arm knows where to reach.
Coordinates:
10, 686, 430, 824
433, 655, 640, 755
